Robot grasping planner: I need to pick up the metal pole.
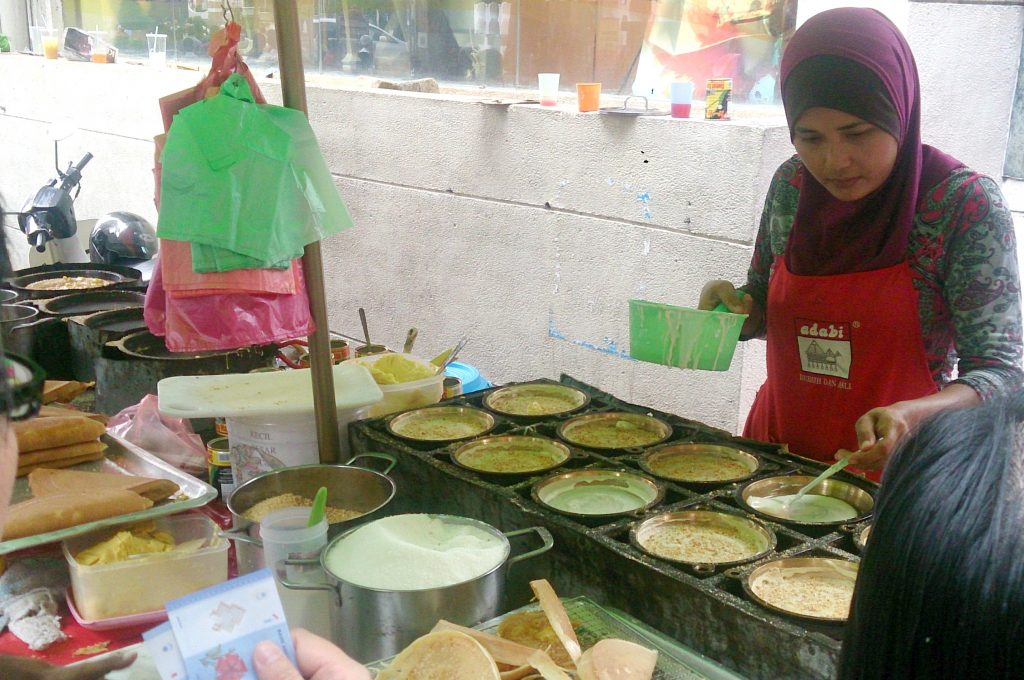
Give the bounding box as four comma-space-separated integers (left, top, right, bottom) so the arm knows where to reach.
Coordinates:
272, 0, 341, 463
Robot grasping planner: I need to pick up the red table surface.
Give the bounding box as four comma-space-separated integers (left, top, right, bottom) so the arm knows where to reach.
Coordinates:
0, 502, 237, 665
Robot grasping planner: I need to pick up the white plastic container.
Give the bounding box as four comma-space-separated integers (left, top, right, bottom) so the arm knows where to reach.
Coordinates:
63, 514, 227, 621
158, 363, 385, 485
347, 353, 444, 418
227, 407, 368, 485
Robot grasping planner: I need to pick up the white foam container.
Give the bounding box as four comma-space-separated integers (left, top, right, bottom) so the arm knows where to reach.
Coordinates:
227, 407, 369, 485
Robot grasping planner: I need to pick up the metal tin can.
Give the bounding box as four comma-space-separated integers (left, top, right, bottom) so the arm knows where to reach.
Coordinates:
207, 436, 235, 500
215, 417, 228, 437
355, 343, 389, 358
443, 376, 463, 400
330, 338, 352, 363
705, 78, 732, 120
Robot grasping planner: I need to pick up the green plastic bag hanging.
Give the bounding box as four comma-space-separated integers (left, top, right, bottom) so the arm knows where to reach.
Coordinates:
157, 73, 353, 272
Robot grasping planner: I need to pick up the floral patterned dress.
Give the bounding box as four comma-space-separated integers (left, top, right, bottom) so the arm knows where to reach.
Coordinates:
743, 156, 1023, 399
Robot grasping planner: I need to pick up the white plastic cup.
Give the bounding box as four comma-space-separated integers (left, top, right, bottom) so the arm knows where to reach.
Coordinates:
40, 28, 59, 59
538, 73, 560, 106
671, 81, 694, 118
261, 507, 331, 637
146, 33, 167, 68
260, 506, 327, 571
29, 26, 43, 54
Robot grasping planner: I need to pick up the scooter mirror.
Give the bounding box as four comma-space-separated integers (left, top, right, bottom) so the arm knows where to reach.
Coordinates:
46, 116, 77, 143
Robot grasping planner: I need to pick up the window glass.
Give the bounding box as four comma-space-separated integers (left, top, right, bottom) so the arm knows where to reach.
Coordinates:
56, 0, 795, 103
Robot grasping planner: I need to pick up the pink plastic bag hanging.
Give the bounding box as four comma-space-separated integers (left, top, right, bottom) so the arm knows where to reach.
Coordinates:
160, 239, 297, 296
146, 255, 314, 353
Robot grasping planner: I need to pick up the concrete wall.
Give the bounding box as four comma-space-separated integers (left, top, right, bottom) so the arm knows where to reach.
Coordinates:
0, 0, 1020, 434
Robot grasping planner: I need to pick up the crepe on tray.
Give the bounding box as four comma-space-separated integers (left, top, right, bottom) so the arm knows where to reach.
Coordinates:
1, 465, 182, 541
2, 490, 154, 540
28, 467, 180, 503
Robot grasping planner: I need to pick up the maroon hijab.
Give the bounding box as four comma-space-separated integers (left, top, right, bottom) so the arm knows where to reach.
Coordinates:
780, 8, 962, 276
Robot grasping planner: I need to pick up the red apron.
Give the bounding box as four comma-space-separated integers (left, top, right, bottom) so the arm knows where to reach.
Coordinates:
743, 257, 937, 476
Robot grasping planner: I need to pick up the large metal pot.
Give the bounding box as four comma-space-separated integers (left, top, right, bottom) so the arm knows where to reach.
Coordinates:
224, 454, 398, 574
1, 304, 64, 374
67, 307, 147, 381
95, 330, 277, 414
282, 514, 553, 663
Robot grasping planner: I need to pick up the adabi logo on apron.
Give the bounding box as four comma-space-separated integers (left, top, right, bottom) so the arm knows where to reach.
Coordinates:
795, 318, 854, 381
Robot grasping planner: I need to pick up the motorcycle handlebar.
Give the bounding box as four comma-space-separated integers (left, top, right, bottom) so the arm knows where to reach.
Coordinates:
72, 152, 93, 173
28, 230, 49, 252
59, 152, 93, 191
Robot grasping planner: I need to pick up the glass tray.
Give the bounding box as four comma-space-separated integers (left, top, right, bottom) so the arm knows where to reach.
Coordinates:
367, 596, 746, 680
0, 432, 216, 555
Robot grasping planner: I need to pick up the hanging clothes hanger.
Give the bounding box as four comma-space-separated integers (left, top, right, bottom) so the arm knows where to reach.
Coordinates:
222, 0, 236, 26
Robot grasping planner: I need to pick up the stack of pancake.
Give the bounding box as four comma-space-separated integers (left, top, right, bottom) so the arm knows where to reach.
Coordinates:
13, 416, 109, 477
2, 413, 182, 541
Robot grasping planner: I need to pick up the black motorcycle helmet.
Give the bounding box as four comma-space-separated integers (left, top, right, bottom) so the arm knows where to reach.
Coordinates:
89, 211, 159, 265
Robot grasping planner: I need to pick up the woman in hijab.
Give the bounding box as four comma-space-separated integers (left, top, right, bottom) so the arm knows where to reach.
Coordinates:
700, 7, 1023, 475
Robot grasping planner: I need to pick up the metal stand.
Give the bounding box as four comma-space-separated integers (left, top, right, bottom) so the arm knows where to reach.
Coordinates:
272, 0, 341, 463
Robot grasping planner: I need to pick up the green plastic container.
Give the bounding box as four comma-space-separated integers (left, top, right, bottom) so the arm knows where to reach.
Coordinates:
629, 298, 747, 371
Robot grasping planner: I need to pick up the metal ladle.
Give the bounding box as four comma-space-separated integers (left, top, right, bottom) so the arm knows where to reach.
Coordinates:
355, 308, 387, 357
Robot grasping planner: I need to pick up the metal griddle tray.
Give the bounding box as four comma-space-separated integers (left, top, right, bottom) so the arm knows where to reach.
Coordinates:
350, 376, 877, 678
367, 596, 744, 680
0, 431, 216, 555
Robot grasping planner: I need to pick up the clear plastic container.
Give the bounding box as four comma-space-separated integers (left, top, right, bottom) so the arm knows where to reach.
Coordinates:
347, 353, 444, 418
63, 514, 228, 621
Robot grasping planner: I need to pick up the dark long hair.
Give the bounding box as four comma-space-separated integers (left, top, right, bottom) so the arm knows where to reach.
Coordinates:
839, 393, 1024, 679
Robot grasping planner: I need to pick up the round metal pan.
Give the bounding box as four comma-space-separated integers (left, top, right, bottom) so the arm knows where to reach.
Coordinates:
631, 510, 775, 572
483, 383, 590, 419
452, 435, 572, 476
742, 556, 859, 623
96, 331, 277, 414
640, 442, 761, 485
9, 263, 142, 299
0, 289, 19, 304
737, 475, 874, 527
105, 330, 275, 363
79, 306, 148, 334
386, 405, 496, 444
36, 290, 146, 318
556, 411, 672, 451
532, 468, 664, 519
67, 307, 148, 382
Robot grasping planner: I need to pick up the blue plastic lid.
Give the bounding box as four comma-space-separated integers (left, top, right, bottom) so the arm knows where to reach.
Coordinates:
445, 361, 491, 393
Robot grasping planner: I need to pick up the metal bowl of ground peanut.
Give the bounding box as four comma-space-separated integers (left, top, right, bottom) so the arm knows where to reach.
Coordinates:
742, 556, 859, 623
225, 455, 397, 565
630, 510, 775, 571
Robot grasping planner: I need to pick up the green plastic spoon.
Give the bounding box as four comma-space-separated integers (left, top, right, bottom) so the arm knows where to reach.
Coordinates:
783, 454, 853, 509
308, 486, 328, 527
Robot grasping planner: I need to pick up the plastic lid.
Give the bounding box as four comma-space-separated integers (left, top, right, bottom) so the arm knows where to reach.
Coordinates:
445, 361, 491, 393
